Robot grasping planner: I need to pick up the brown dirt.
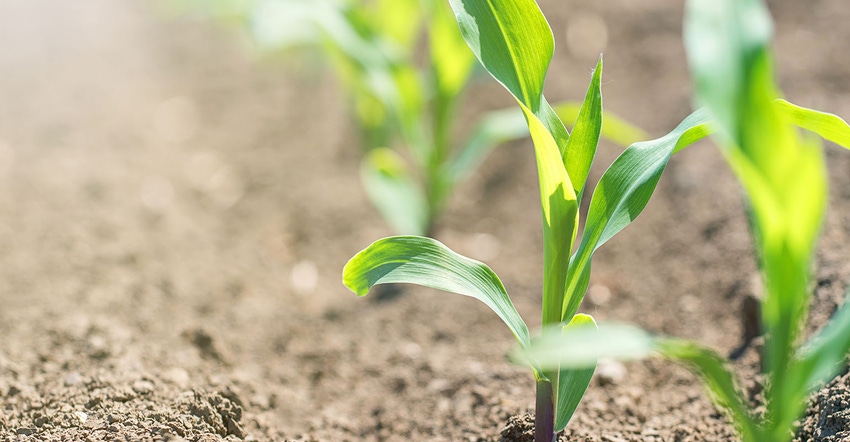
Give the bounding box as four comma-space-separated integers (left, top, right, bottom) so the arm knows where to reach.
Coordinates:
1, 0, 849, 441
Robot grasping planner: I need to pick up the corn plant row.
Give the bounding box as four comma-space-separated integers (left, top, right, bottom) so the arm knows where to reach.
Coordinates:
166, 0, 645, 237
345, 0, 850, 441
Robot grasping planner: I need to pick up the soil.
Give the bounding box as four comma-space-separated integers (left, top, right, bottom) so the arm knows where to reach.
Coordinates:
1, 0, 849, 441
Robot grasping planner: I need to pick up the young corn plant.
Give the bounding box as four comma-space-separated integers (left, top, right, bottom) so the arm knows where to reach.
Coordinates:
343, 0, 729, 439
520, 1, 850, 441
163, 0, 645, 236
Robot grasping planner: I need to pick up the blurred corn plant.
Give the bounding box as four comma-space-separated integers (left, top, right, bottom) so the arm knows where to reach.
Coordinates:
519, 0, 850, 441
159, 0, 646, 236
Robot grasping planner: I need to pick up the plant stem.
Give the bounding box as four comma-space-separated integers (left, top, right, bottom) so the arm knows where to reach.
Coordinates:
534, 379, 556, 442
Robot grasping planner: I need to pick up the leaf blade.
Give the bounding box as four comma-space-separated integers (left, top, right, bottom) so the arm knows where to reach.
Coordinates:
774, 98, 850, 150
342, 236, 531, 349
447, 0, 553, 112
562, 109, 714, 320
563, 56, 604, 200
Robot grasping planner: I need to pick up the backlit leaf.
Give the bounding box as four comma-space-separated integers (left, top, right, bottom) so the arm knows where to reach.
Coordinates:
774, 99, 850, 150
657, 339, 760, 441
562, 109, 713, 320
343, 236, 531, 349
562, 56, 603, 201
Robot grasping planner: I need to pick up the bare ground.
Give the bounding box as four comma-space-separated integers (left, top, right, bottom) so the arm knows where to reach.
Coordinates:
1, 0, 849, 441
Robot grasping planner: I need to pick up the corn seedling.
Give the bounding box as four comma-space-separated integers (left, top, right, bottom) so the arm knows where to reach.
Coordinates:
341, 0, 730, 439
520, 1, 850, 441
163, 0, 644, 236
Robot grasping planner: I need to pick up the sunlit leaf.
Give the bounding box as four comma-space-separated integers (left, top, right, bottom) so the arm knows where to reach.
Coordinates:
343, 236, 531, 350
685, 0, 828, 438
562, 56, 603, 201
774, 99, 850, 150
373, 0, 422, 50
684, 0, 773, 146
447, 0, 551, 112
447, 0, 570, 154
795, 286, 850, 395
517, 321, 762, 440
656, 339, 761, 441
562, 109, 713, 320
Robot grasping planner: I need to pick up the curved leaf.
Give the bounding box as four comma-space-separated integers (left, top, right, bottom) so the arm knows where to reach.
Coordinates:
774, 98, 850, 150
795, 286, 850, 397
447, 0, 551, 112
342, 236, 531, 349
684, 0, 774, 145
657, 339, 761, 442
561, 109, 714, 320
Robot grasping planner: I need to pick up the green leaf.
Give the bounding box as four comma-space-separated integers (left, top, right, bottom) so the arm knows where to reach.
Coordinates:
361, 148, 428, 235
562, 109, 714, 320
554, 314, 597, 431
525, 109, 579, 326
342, 236, 531, 349
685, 0, 828, 437
563, 56, 603, 201
795, 286, 850, 396
447, 0, 552, 112
657, 339, 761, 441
447, 0, 570, 156
774, 98, 850, 150
684, 0, 774, 146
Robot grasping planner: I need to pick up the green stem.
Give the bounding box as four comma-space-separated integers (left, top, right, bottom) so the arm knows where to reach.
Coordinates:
424, 90, 455, 235
534, 379, 556, 442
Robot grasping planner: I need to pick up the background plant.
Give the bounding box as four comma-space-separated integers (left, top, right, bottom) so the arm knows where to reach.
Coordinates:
521, 0, 850, 441
161, 0, 645, 237
340, 0, 735, 440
